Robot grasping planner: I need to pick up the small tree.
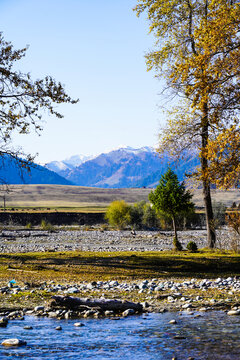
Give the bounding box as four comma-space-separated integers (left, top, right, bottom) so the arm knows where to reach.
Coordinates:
129, 201, 160, 229
149, 169, 194, 242
105, 200, 131, 230
129, 201, 145, 229
142, 203, 159, 229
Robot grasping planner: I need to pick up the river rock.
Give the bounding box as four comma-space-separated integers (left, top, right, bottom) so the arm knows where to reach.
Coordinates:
24, 326, 33, 330
83, 310, 96, 318
8, 311, 22, 319
141, 301, 150, 309
65, 287, 79, 294
55, 326, 62, 330
227, 310, 240, 315
105, 310, 114, 316
34, 306, 44, 312
122, 309, 135, 317
182, 303, 192, 309
48, 311, 58, 318
1, 338, 27, 347
169, 319, 177, 324
0, 317, 8, 327
74, 322, 85, 327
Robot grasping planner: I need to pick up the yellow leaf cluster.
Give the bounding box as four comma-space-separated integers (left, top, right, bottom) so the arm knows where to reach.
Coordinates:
134, 0, 240, 188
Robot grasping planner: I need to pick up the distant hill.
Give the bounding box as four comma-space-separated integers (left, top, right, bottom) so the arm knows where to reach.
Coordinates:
46, 147, 199, 188
0, 155, 72, 185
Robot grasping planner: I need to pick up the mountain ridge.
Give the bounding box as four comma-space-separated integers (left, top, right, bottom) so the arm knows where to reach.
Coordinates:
0, 155, 73, 185
46, 147, 199, 188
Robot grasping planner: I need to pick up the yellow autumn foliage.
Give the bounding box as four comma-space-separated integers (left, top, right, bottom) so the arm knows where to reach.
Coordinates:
135, 0, 240, 247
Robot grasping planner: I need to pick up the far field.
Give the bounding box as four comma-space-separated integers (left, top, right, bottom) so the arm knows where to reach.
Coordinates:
0, 184, 239, 212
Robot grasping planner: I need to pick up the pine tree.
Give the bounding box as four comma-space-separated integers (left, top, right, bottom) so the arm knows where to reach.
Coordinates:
149, 169, 194, 242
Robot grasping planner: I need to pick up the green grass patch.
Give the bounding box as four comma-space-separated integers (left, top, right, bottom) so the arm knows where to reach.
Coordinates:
0, 250, 239, 285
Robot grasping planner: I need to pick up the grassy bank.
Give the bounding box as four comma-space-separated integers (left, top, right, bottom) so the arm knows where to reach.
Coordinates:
1, 250, 240, 284
1, 250, 240, 311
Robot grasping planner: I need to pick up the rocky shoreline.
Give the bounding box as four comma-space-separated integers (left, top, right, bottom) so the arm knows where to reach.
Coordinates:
1, 276, 240, 319
1, 275, 240, 349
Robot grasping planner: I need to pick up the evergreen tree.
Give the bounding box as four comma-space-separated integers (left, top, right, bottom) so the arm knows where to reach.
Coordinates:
149, 169, 194, 242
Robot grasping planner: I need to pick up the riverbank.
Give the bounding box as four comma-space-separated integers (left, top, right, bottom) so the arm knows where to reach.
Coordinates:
0, 229, 240, 318
0, 228, 208, 253
1, 275, 240, 318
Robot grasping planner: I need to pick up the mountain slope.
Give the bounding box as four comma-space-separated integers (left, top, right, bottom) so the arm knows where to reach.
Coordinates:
0, 155, 73, 185
54, 147, 199, 188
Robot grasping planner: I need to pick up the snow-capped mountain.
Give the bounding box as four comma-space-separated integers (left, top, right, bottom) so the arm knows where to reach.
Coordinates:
46, 154, 93, 173
46, 147, 199, 188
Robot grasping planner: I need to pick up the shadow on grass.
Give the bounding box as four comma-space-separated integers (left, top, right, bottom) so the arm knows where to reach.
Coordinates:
1, 252, 240, 278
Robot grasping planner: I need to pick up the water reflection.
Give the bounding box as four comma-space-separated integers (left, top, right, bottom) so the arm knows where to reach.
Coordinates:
0, 311, 239, 359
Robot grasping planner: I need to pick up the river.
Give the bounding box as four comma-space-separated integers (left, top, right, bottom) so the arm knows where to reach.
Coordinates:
0, 311, 239, 359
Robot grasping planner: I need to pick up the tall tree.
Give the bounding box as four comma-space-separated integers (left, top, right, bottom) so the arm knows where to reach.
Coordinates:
0, 33, 78, 172
149, 168, 194, 242
134, 0, 240, 248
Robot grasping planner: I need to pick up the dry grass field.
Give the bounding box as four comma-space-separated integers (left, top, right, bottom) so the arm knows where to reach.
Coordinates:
193, 188, 240, 208
0, 184, 151, 211
0, 184, 239, 211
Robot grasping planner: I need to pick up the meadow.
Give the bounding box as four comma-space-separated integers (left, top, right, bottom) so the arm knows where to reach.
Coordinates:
0, 184, 239, 212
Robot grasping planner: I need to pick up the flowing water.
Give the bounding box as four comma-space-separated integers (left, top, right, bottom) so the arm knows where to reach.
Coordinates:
0, 311, 240, 359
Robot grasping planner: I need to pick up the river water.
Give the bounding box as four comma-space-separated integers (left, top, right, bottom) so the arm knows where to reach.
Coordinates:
0, 311, 239, 359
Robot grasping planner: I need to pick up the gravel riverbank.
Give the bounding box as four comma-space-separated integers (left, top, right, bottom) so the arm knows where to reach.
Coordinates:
0, 229, 208, 253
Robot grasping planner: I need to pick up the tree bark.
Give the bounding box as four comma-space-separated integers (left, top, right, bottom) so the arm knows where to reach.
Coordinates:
201, 104, 216, 248
50, 296, 143, 313
172, 215, 178, 241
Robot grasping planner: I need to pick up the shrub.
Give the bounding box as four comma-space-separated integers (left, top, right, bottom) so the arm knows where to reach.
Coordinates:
187, 241, 198, 252
41, 219, 55, 232
25, 222, 32, 229
142, 204, 159, 229
173, 237, 183, 251
105, 200, 131, 230
128, 201, 160, 229
129, 201, 145, 229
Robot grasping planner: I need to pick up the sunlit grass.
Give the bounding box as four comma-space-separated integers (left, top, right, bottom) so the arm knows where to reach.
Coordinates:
0, 249, 239, 285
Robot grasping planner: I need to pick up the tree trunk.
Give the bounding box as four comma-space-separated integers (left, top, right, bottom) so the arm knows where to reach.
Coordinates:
201, 104, 216, 248
202, 177, 216, 248
50, 296, 143, 313
172, 215, 178, 241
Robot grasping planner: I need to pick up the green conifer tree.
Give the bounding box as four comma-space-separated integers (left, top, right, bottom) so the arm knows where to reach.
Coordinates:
149, 169, 194, 242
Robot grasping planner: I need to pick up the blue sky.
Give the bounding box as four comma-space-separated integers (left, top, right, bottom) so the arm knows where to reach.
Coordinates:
0, 0, 164, 163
